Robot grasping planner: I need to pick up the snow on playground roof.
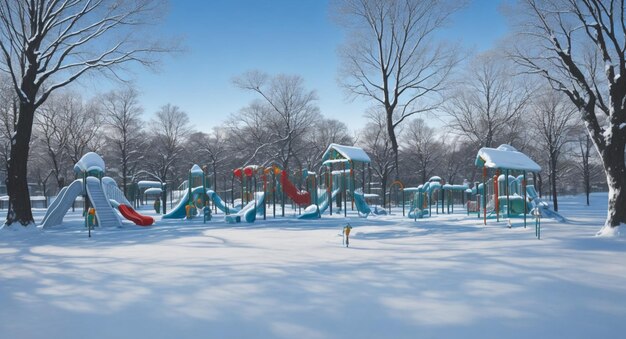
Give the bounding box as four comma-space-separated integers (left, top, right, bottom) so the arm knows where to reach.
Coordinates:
138, 181, 162, 189
475, 144, 541, 172
322, 143, 371, 164
144, 188, 163, 195
75, 152, 105, 173
190, 164, 204, 175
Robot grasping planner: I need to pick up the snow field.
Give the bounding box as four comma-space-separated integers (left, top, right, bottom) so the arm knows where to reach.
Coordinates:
1, 193, 625, 339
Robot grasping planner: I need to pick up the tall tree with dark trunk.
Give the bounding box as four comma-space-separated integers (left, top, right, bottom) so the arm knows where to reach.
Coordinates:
512, 0, 626, 234
0, 0, 167, 227
334, 0, 461, 178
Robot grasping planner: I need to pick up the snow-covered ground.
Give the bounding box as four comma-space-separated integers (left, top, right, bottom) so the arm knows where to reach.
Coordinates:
1, 193, 625, 339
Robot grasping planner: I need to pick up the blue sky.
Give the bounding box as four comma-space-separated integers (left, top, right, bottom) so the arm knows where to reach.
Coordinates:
130, 0, 510, 133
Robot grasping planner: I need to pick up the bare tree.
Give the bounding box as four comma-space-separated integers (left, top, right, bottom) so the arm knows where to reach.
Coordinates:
334, 0, 461, 177
145, 104, 191, 210
232, 71, 320, 169
0, 0, 168, 226
439, 134, 469, 185
100, 87, 146, 196
445, 53, 532, 148
530, 90, 577, 211
512, 0, 626, 233
0, 76, 17, 173
188, 129, 228, 192
34, 93, 73, 191
359, 110, 395, 206
402, 118, 440, 184
64, 97, 104, 164
302, 118, 354, 170
571, 124, 604, 206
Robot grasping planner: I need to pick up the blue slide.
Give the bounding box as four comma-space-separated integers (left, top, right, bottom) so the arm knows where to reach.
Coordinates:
162, 186, 205, 219
352, 189, 372, 217
207, 189, 240, 214
298, 187, 341, 219
164, 187, 241, 219
526, 185, 566, 222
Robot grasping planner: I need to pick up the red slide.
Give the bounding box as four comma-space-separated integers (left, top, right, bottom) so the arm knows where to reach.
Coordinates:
280, 171, 311, 206
118, 204, 155, 226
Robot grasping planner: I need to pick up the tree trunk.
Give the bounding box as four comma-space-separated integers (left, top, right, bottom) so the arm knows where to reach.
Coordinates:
122, 156, 127, 197
599, 140, 626, 230
161, 174, 167, 215
585, 167, 590, 206
386, 109, 400, 179
551, 157, 559, 212
5, 101, 36, 226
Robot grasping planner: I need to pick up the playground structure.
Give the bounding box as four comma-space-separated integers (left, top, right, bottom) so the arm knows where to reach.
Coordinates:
36, 144, 567, 232
41, 152, 154, 229
406, 177, 470, 219
474, 144, 565, 227
133, 180, 164, 212
213, 144, 379, 221
163, 164, 240, 221
298, 144, 375, 219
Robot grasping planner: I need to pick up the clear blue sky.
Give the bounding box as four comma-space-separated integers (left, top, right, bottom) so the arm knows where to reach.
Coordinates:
130, 0, 509, 133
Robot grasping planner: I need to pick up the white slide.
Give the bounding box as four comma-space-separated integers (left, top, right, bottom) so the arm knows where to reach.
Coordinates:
225, 192, 265, 223
41, 179, 83, 229
86, 177, 122, 228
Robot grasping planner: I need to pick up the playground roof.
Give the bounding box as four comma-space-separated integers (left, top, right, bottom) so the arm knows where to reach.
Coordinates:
475, 144, 541, 172
322, 143, 371, 164
190, 164, 204, 175
138, 180, 162, 189
75, 152, 105, 174
144, 187, 163, 195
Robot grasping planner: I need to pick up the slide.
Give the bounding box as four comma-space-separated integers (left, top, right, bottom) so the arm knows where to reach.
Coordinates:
298, 187, 341, 219
352, 189, 372, 217
41, 179, 83, 228
164, 187, 241, 219
225, 192, 265, 223
118, 204, 154, 226
526, 185, 566, 222
162, 186, 206, 219
85, 177, 122, 228
207, 189, 240, 214
280, 171, 310, 206
318, 187, 341, 215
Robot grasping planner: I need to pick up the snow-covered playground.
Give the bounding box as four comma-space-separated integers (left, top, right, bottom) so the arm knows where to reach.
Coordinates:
1, 192, 624, 339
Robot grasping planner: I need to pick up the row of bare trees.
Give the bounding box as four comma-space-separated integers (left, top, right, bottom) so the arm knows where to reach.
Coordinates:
332, 0, 623, 232
0, 66, 605, 227
0, 0, 621, 233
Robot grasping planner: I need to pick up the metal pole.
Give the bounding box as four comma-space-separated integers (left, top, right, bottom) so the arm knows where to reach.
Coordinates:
329, 164, 333, 216
402, 190, 405, 216
522, 171, 528, 228
495, 170, 500, 222
506, 169, 510, 219
343, 162, 347, 217
483, 167, 487, 225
